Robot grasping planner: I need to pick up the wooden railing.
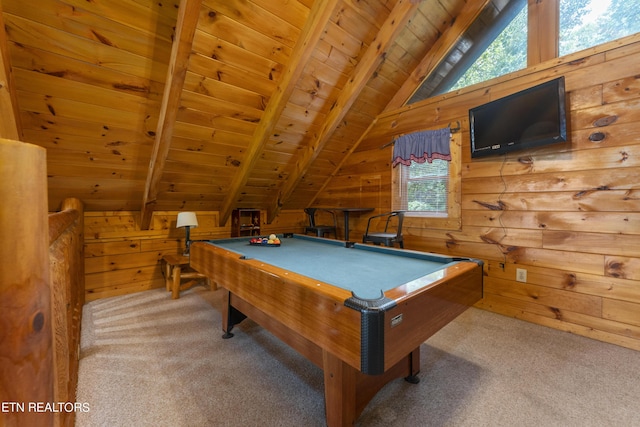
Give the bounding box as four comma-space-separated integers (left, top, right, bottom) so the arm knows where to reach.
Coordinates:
1, 139, 84, 427
48, 198, 85, 427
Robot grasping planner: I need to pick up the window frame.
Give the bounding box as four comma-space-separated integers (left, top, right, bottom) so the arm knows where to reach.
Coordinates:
394, 159, 449, 217
391, 133, 462, 230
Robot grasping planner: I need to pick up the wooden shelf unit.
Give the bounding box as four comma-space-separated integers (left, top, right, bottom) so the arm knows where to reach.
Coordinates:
231, 209, 261, 237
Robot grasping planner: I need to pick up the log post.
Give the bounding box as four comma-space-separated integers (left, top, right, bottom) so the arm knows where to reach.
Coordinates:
0, 139, 54, 426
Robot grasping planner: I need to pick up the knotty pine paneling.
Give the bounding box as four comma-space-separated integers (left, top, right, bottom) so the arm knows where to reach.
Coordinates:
463, 190, 637, 212
83, 210, 306, 301
321, 35, 640, 351
4, 13, 167, 82
485, 260, 639, 302
463, 167, 640, 194
478, 293, 640, 349
202, 0, 302, 49
603, 299, 640, 328
605, 256, 640, 281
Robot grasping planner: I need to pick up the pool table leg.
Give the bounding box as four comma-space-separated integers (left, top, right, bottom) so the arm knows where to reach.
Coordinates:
323, 350, 357, 427
221, 289, 247, 339
404, 346, 421, 384
322, 347, 421, 426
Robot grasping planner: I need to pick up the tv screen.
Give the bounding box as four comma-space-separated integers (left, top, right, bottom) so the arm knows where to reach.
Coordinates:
469, 76, 568, 158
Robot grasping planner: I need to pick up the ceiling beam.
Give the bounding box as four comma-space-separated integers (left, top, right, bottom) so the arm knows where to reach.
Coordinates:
140, 0, 201, 230
307, 0, 490, 207
0, 1, 21, 140
268, 0, 420, 222
217, 0, 340, 227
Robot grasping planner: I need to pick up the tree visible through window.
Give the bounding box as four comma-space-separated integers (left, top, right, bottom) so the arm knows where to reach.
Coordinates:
449, 5, 528, 92
450, 0, 640, 92
395, 160, 449, 214
559, 0, 640, 56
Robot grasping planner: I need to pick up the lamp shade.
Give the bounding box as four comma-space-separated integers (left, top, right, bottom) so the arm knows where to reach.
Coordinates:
176, 212, 198, 228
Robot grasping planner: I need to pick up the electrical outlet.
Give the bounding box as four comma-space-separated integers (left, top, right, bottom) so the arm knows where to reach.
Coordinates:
516, 268, 527, 283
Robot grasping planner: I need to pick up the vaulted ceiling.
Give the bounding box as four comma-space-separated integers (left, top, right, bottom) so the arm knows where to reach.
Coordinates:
0, 0, 502, 227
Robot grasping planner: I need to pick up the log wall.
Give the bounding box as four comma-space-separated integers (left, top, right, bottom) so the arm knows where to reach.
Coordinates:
84, 209, 305, 301
318, 34, 640, 351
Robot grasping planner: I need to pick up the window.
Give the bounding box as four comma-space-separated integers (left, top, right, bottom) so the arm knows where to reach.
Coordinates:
449, 5, 528, 92
559, 0, 640, 56
394, 160, 449, 216
392, 133, 461, 230
411, 0, 638, 102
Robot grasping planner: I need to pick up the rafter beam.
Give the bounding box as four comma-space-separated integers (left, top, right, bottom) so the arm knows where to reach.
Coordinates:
217, 0, 340, 227
140, 0, 201, 229
268, 0, 420, 222
0, 1, 21, 140
308, 0, 490, 207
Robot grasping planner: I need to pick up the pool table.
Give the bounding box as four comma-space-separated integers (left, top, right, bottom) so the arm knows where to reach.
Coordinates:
190, 234, 483, 426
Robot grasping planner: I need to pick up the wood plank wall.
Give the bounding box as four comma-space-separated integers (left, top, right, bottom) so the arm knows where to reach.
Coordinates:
83, 210, 305, 301
318, 34, 640, 351
80, 34, 639, 352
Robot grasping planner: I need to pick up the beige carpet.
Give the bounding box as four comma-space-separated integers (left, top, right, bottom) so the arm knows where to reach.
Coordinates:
75, 286, 640, 427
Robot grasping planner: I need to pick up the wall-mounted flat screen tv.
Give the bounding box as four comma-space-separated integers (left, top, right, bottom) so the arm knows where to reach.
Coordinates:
469, 76, 568, 158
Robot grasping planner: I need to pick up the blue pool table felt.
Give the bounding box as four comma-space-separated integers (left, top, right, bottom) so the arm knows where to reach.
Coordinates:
208, 235, 460, 299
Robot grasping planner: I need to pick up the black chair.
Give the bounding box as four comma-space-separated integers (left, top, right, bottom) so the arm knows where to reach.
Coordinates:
362, 211, 405, 248
304, 208, 338, 239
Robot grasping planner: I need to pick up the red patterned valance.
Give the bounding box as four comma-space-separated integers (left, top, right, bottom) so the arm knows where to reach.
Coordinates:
392, 127, 451, 167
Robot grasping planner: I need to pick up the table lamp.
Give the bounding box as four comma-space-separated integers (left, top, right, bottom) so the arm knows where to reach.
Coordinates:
176, 212, 198, 255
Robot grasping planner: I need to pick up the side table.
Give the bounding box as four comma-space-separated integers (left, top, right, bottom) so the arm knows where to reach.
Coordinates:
161, 254, 213, 299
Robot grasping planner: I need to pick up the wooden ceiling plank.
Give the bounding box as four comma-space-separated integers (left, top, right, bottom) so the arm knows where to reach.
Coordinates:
191, 30, 283, 82
197, 8, 293, 65
62, 0, 178, 41
172, 116, 256, 140
17, 90, 157, 134
251, 0, 311, 30
140, 0, 202, 229
188, 53, 277, 97
14, 69, 157, 114
3, 0, 174, 59
269, 0, 420, 222
4, 13, 167, 83
202, 0, 301, 48
0, 1, 21, 139
19, 110, 153, 146
9, 44, 163, 99
183, 71, 267, 111
217, 0, 340, 227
